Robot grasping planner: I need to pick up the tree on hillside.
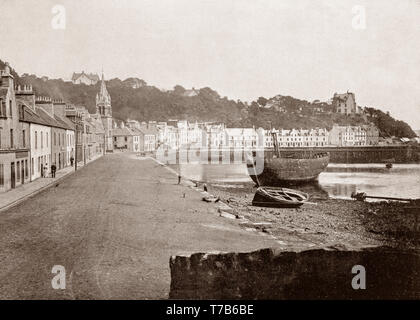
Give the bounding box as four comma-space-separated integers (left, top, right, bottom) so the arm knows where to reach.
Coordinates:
257, 97, 268, 107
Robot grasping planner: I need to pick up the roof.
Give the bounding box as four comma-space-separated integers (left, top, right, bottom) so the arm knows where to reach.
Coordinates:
53, 114, 74, 130
19, 102, 75, 130
138, 126, 158, 135
71, 72, 100, 82
89, 114, 105, 134
112, 127, 135, 136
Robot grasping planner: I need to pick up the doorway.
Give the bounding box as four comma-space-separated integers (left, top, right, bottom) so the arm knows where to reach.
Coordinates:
21, 160, 24, 184
11, 162, 15, 189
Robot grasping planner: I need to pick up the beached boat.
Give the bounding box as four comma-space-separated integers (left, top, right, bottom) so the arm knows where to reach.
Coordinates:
252, 187, 309, 208
246, 130, 329, 186
247, 152, 330, 185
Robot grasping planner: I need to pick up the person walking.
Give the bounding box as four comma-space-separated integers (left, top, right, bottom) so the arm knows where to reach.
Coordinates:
51, 163, 56, 178
70, 156, 74, 166
44, 164, 49, 178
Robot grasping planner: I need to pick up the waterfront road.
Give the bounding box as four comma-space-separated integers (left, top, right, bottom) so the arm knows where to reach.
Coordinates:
0, 153, 275, 299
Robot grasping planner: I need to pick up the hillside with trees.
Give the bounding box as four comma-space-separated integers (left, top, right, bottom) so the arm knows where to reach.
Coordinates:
1, 59, 416, 138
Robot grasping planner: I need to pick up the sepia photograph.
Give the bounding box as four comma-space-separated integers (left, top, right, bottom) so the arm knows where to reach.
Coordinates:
0, 0, 419, 314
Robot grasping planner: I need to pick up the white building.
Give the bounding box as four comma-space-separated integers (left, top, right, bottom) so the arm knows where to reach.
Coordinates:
263, 128, 329, 148
328, 125, 367, 146
225, 128, 259, 149
29, 117, 52, 180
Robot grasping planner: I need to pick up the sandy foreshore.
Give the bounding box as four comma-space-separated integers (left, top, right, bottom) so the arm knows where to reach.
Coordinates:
202, 182, 420, 251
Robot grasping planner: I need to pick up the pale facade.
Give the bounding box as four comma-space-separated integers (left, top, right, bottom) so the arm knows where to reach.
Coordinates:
30, 123, 51, 179
225, 128, 258, 149
328, 125, 368, 146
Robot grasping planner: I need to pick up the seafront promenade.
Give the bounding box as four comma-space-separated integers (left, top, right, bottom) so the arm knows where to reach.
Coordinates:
0, 155, 102, 212
0, 153, 276, 299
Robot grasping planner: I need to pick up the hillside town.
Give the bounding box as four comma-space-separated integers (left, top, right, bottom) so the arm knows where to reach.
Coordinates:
1, 0, 419, 304
1, 62, 416, 193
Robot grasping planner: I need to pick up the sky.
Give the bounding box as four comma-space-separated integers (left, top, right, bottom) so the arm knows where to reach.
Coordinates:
0, 0, 419, 129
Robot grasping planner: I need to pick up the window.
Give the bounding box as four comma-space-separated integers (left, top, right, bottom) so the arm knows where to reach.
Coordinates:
41, 132, 43, 148
31, 158, 34, 176
46, 132, 48, 147
25, 160, 28, 178
19, 105, 24, 119
0, 164, 3, 186
35, 131, 38, 149
54, 132, 56, 146
22, 129, 26, 148
0, 99, 5, 117
17, 162, 20, 181
10, 129, 13, 148
9, 100, 12, 117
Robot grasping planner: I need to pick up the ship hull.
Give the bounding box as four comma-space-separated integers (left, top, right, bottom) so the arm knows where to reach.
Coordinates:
247, 153, 330, 186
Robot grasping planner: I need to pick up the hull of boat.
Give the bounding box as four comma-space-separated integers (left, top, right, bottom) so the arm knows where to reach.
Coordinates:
252, 187, 309, 208
247, 153, 330, 186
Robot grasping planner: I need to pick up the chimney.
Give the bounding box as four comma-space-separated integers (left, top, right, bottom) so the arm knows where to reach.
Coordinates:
1, 62, 14, 88
36, 96, 54, 118
53, 99, 66, 118
15, 84, 36, 111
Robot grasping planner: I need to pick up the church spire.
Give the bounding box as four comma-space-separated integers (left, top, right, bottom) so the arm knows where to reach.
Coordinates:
96, 71, 111, 105
96, 70, 112, 116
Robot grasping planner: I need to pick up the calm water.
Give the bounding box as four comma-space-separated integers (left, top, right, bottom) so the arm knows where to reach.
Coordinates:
175, 163, 420, 200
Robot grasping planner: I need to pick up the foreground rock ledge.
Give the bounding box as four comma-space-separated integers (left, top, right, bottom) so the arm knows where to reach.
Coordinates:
169, 245, 420, 299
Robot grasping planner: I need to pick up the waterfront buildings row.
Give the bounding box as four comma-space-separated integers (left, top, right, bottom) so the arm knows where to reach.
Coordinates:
0, 64, 107, 193
110, 119, 380, 151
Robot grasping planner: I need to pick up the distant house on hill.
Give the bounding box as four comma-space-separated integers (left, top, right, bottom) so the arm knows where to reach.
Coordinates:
123, 78, 146, 89
71, 72, 100, 85
183, 88, 199, 97
332, 91, 359, 115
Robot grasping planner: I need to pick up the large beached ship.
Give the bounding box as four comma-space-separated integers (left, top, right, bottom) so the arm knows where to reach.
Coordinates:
246, 131, 330, 186
247, 152, 330, 185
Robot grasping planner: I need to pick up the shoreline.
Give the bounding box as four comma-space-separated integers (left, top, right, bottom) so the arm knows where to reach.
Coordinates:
150, 158, 420, 251
207, 183, 419, 250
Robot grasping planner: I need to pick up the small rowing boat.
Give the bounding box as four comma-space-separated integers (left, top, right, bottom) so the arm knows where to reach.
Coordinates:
252, 187, 309, 208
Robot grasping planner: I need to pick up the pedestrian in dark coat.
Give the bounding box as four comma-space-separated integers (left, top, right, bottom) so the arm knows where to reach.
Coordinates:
51, 163, 57, 178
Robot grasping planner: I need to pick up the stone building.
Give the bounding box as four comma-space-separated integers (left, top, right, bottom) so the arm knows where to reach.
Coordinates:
328, 124, 367, 146
137, 126, 158, 152
112, 127, 138, 151
35, 97, 69, 170
333, 91, 359, 115
363, 123, 380, 146
0, 64, 30, 192
64, 104, 84, 164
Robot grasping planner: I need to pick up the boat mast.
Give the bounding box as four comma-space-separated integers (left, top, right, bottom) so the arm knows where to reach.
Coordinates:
269, 122, 280, 158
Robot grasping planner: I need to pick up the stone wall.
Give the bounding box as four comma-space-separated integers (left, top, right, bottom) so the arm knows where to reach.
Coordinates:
169, 246, 420, 299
